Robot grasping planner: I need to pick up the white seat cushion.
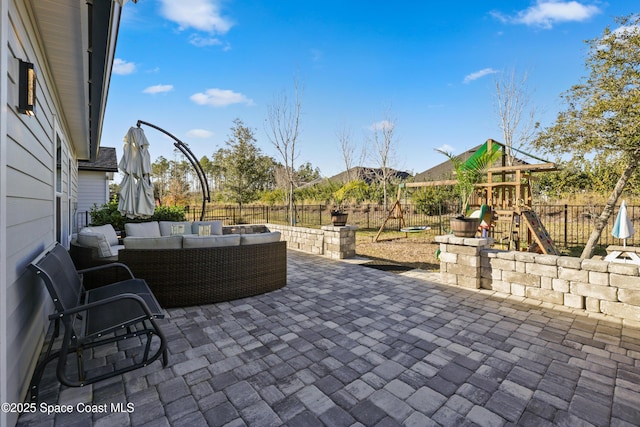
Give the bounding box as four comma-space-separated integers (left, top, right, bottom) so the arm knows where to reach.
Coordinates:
240, 231, 282, 245
125, 221, 161, 238
77, 231, 115, 257
123, 235, 183, 249
182, 235, 241, 248
191, 221, 223, 236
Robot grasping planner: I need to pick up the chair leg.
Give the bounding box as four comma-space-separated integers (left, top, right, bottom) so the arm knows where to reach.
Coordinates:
28, 351, 60, 403
28, 318, 64, 403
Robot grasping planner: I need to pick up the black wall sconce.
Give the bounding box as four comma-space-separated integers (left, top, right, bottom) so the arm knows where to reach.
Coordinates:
18, 60, 36, 116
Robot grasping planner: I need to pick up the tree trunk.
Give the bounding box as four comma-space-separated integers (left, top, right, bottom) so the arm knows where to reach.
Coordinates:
581, 159, 638, 258
289, 180, 295, 226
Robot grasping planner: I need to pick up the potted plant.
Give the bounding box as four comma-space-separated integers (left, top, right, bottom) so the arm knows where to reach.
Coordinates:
436, 144, 500, 237
330, 209, 349, 226
330, 180, 367, 226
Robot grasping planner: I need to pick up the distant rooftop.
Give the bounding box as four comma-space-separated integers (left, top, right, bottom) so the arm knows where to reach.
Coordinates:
328, 166, 411, 184
78, 146, 118, 172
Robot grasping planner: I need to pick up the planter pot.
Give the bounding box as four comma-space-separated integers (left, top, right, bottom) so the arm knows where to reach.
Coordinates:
450, 217, 480, 238
331, 213, 348, 226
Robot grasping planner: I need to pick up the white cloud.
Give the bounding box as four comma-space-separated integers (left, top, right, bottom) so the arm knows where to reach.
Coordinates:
190, 88, 254, 107
159, 0, 233, 33
189, 34, 223, 47
463, 68, 498, 84
437, 144, 456, 154
186, 129, 214, 138
492, 1, 601, 29
143, 84, 174, 94
113, 58, 136, 75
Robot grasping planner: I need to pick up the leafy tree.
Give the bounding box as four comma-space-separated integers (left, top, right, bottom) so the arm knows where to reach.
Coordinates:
213, 119, 276, 206
294, 180, 338, 204
296, 162, 321, 184
332, 180, 369, 210
199, 155, 216, 194
151, 156, 170, 205
166, 155, 191, 206
412, 186, 457, 215
534, 15, 640, 258
537, 162, 591, 199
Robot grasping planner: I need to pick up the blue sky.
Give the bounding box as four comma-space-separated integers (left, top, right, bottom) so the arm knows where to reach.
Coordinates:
102, 0, 637, 179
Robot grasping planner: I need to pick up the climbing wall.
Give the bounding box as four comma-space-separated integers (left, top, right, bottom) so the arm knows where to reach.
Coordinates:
520, 210, 560, 255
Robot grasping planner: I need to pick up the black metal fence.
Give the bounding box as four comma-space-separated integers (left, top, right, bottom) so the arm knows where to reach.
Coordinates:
77, 203, 640, 249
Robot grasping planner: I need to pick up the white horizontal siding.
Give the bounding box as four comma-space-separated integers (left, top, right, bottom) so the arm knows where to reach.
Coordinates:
78, 170, 109, 213
1, 1, 77, 425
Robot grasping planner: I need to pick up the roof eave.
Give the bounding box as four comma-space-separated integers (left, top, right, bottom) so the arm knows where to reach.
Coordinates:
28, 0, 123, 161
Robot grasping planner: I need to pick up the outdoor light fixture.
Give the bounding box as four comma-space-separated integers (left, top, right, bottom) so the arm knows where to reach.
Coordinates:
18, 60, 36, 116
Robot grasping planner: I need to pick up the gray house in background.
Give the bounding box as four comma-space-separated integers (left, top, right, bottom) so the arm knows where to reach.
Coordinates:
77, 147, 119, 230
0, 1, 128, 425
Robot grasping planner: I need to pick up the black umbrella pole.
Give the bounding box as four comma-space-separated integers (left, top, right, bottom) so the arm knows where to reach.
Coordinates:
136, 120, 211, 221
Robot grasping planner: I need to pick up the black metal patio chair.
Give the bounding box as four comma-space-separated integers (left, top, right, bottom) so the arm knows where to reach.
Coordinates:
27, 243, 168, 402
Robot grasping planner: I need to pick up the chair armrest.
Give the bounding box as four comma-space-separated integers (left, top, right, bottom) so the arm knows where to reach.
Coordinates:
77, 262, 135, 279
62, 293, 157, 318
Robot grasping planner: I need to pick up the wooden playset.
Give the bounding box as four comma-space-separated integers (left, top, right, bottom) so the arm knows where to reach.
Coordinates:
376, 139, 560, 254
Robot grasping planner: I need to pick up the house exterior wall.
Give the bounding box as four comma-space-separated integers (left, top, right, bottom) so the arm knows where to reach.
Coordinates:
1, 1, 77, 425
78, 170, 110, 215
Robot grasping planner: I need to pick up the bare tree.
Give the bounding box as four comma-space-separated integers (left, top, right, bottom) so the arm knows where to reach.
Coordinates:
265, 80, 302, 226
493, 67, 537, 166
337, 123, 355, 182
369, 111, 397, 209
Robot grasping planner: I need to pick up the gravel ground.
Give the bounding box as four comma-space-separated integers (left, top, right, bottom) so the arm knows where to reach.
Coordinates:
355, 230, 440, 271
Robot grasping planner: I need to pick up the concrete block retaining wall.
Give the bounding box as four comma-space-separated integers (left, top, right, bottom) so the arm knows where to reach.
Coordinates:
436, 234, 640, 322
266, 223, 357, 259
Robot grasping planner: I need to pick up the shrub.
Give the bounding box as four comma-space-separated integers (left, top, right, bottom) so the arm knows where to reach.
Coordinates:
89, 197, 186, 231
89, 198, 125, 230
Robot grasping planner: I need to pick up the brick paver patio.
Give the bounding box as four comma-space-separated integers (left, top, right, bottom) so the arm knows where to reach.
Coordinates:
18, 250, 640, 426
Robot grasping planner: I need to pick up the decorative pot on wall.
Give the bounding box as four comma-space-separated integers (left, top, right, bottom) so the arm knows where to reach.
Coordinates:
450, 216, 480, 238
331, 212, 348, 226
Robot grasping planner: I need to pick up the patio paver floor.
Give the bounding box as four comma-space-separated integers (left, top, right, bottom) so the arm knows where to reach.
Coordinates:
17, 250, 640, 426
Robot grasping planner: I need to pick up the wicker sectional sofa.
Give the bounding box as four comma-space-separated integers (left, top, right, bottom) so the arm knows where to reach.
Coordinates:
71, 222, 287, 307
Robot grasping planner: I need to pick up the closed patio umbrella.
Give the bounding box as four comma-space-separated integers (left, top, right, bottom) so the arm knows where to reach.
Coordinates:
118, 127, 155, 219
612, 200, 634, 247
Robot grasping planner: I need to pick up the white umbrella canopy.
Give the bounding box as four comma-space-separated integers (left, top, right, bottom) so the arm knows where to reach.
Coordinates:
612, 200, 634, 246
118, 127, 155, 219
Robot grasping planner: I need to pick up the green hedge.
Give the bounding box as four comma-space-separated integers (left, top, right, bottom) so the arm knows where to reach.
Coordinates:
89, 197, 186, 231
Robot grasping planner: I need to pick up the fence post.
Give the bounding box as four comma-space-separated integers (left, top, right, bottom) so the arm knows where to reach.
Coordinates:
366, 204, 370, 229
319, 205, 322, 226
564, 204, 568, 247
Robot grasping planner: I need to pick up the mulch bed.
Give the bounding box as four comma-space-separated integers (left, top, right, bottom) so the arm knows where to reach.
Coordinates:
362, 261, 414, 274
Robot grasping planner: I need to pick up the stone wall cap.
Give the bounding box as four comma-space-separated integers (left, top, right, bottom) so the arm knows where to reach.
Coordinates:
535, 254, 560, 266
608, 262, 640, 275
321, 225, 358, 231
581, 258, 610, 272
434, 235, 493, 246
496, 251, 516, 260
514, 252, 538, 262
482, 249, 506, 257
558, 256, 582, 269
